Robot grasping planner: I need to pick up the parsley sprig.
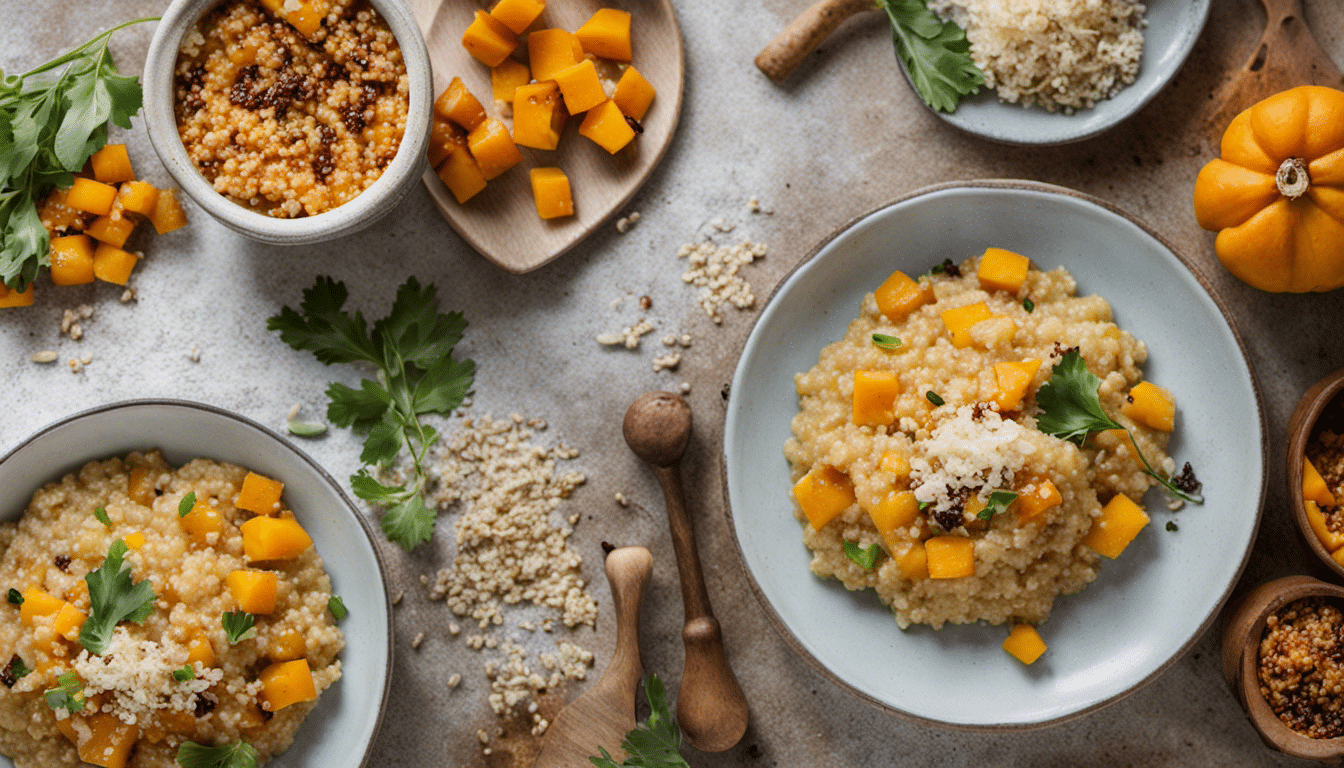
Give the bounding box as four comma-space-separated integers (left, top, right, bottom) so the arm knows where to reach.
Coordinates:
591, 675, 689, 768
79, 539, 156, 654
976, 489, 1019, 520
44, 671, 85, 712
1035, 350, 1203, 503
0, 18, 158, 289
175, 740, 260, 768
268, 276, 475, 550
878, 0, 983, 113
222, 611, 256, 644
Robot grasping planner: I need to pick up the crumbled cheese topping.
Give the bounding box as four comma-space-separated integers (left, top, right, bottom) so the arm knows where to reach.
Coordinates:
71, 627, 223, 725
909, 405, 1034, 510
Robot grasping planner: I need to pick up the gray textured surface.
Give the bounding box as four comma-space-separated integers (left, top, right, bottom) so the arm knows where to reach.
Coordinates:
2, 0, 1343, 765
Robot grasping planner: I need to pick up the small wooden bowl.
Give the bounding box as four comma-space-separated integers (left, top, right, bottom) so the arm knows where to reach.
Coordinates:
1221, 575, 1344, 760
1287, 367, 1344, 579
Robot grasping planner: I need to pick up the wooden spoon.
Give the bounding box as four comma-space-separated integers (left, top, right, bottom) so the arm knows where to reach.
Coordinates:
755, 0, 876, 83
407, 0, 685, 273
1200, 0, 1344, 130
533, 546, 653, 768
623, 392, 749, 753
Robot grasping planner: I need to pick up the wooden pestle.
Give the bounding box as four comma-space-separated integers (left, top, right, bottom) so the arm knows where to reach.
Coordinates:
755, 0, 877, 82
532, 546, 653, 768
623, 391, 749, 753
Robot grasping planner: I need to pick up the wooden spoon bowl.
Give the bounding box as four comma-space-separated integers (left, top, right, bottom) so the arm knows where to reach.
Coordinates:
1287, 368, 1344, 581
407, 0, 684, 273
1222, 575, 1344, 760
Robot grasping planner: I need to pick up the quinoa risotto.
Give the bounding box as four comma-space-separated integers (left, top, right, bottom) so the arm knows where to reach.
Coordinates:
0, 451, 342, 768
785, 248, 1184, 646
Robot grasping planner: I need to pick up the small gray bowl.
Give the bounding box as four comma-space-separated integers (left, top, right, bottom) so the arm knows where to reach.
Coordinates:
142, 0, 432, 244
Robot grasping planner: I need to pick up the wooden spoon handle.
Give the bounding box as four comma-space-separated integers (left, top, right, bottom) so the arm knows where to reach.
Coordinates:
755, 0, 877, 82
656, 466, 713, 621
603, 546, 653, 710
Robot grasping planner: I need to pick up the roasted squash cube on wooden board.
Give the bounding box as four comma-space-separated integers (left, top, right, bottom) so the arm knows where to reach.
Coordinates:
793, 466, 855, 530
579, 100, 636, 153
437, 146, 488, 204
491, 58, 531, 102
512, 82, 566, 151
489, 0, 545, 35
575, 8, 632, 61
528, 28, 583, 82
553, 59, 608, 114
435, 76, 487, 131
428, 118, 467, 169
1082, 494, 1149, 558
468, 118, 524, 180
613, 65, 656, 121
462, 10, 519, 67
530, 167, 574, 219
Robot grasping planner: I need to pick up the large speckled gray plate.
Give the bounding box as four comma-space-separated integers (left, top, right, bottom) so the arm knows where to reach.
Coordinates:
0, 401, 390, 767
721, 181, 1265, 729
900, 0, 1211, 145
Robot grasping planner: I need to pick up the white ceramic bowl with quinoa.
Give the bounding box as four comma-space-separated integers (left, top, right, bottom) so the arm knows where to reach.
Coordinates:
142, 0, 432, 244
0, 400, 390, 767
722, 180, 1265, 729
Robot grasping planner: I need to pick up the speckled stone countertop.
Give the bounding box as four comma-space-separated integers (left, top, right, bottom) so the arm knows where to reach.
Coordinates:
3, 1, 1344, 766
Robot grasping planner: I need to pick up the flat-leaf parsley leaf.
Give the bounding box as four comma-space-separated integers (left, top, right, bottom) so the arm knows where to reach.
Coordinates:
44, 671, 85, 713
872, 333, 902, 350
877, 0, 983, 113
222, 611, 256, 644
976, 489, 1019, 520
175, 740, 260, 768
843, 541, 883, 570
94, 507, 111, 526
590, 675, 689, 768
172, 664, 195, 682
178, 491, 196, 517
79, 539, 156, 654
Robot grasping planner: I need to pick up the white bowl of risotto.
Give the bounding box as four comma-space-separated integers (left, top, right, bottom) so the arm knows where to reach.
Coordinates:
721, 180, 1264, 728
0, 400, 390, 768
142, 0, 433, 244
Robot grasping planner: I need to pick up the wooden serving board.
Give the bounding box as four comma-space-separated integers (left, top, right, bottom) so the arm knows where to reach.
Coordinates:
408, 0, 684, 273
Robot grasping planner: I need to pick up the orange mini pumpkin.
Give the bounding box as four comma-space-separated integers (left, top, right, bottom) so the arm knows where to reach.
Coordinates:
1193, 85, 1344, 292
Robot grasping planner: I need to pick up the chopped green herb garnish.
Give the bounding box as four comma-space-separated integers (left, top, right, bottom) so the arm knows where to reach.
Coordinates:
172, 664, 195, 682
843, 541, 883, 570
328, 595, 347, 621
590, 675, 689, 768
6, 588, 21, 605
175, 740, 260, 768
9, 656, 30, 680
1023, 298, 1035, 312
287, 419, 327, 437
79, 539, 156, 654
43, 671, 85, 713
872, 333, 902, 351
94, 507, 111, 527
268, 277, 475, 551
917, 500, 930, 510
926, 391, 945, 406
1166, 521, 1178, 532
976, 490, 1019, 520
877, 0, 983, 113
1035, 349, 1203, 503
221, 611, 256, 644
178, 492, 196, 517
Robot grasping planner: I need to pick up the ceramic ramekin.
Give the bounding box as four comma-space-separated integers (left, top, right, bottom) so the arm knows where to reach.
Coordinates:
141, 0, 432, 244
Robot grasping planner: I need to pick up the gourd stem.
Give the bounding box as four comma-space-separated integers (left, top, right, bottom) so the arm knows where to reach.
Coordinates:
1277, 157, 1311, 199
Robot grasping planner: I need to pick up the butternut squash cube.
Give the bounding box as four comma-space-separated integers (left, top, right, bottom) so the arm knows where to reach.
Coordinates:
1306, 500, 1344, 551
65, 713, 139, 768
179, 500, 227, 547
897, 542, 929, 580
528, 29, 583, 82
0, 284, 34, 308
1305, 456, 1337, 508
462, 10, 519, 67
127, 465, 156, 506
1015, 479, 1062, 524
874, 269, 935, 322
259, 658, 317, 711
991, 358, 1043, 412
793, 466, 855, 530
116, 181, 159, 218
186, 628, 216, 668
149, 188, 187, 234
1002, 624, 1047, 665
467, 118, 524, 180
67, 178, 119, 217
940, 302, 995, 348
85, 215, 136, 248
512, 82, 566, 150
613, 65, 656, 121
575, 8, 632, 61
90, 144, 135, 184
579, 100, 636, 153
269, 629, 307, 662
50, 602, 87, 641
491, 58, 531, 102
434, 77, 487, 131
489, 0, 545, 34
436, 145, 488, 204
259, 0, 324, 38
553, 59, 607, 114
92, 242, 138, 285
227, 569, 279, 614
20, 586, 65, 626
123, 532, 146, 550
530, 167, 574, 219
863, 490, 920, 552
852, 370, 900, 426
236, 471, 285, 515
49, 234, 96, 286
240, 516, 314, 561
977, 247, 1030, 294
427, 118, 466, 169
1123, 381, 1175, 432
925, 536, 975, 578
1082, 494, 1149, 558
